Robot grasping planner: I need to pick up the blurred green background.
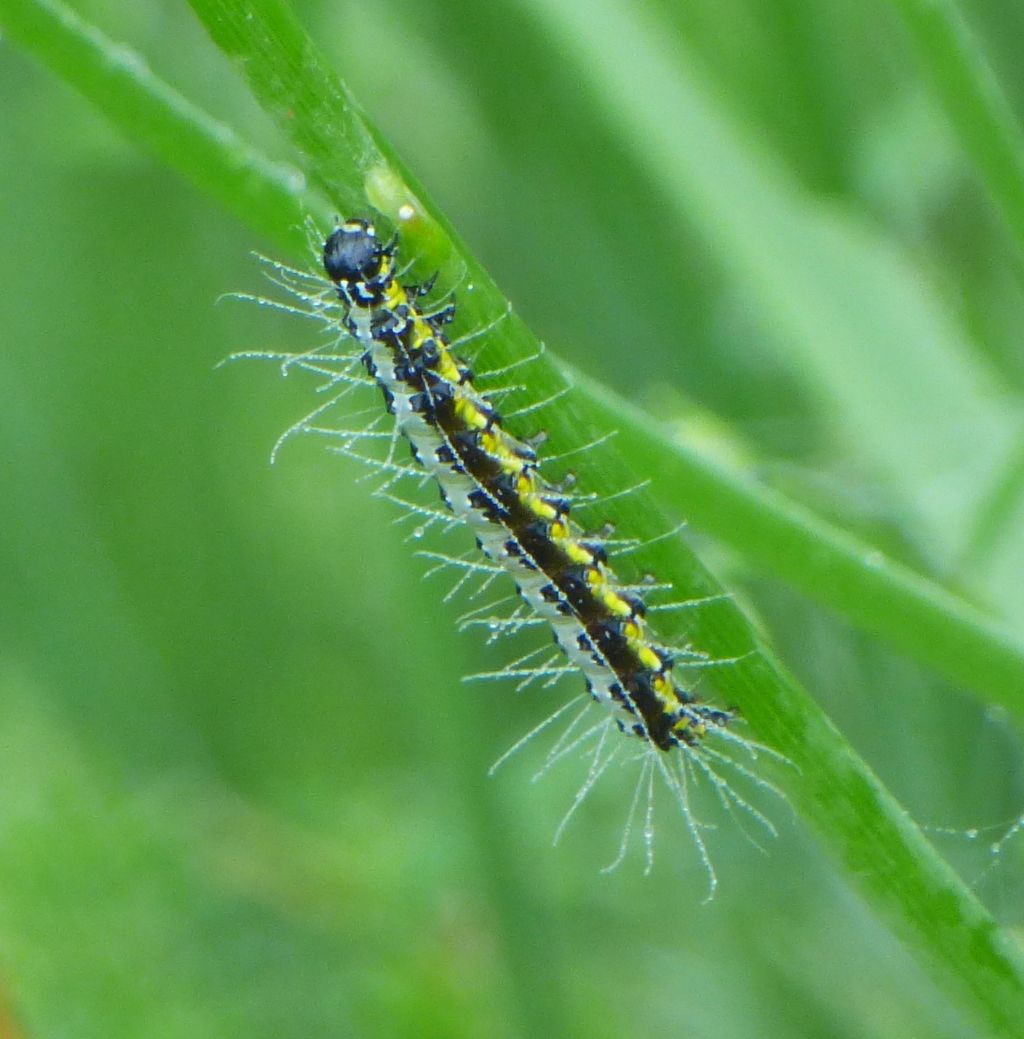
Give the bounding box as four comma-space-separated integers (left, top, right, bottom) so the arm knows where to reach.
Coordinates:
2, 0, 1024, 1036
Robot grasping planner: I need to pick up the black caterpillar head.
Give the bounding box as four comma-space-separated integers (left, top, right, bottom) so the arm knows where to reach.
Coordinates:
323, 219, 389, 285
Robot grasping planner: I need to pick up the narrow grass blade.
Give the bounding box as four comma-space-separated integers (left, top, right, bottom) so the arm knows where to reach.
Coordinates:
0, 0, 311, 252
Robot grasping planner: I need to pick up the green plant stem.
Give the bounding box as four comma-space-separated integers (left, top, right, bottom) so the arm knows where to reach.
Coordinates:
0, 0, 310, 253
179, 0, 375, 219
886, 0, 1024, 269
8, 0, 1024, 1031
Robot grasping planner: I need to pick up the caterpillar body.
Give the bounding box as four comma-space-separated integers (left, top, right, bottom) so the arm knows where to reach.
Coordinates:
323, 219, 732, 754
238, 216, 786, 889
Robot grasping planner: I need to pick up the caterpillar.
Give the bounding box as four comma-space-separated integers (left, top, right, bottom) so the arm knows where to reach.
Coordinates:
324, 218, 732, 753
235, 216, 785, 891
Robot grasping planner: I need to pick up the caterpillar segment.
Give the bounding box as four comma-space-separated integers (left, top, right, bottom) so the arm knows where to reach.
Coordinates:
323, 219, 732, 752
